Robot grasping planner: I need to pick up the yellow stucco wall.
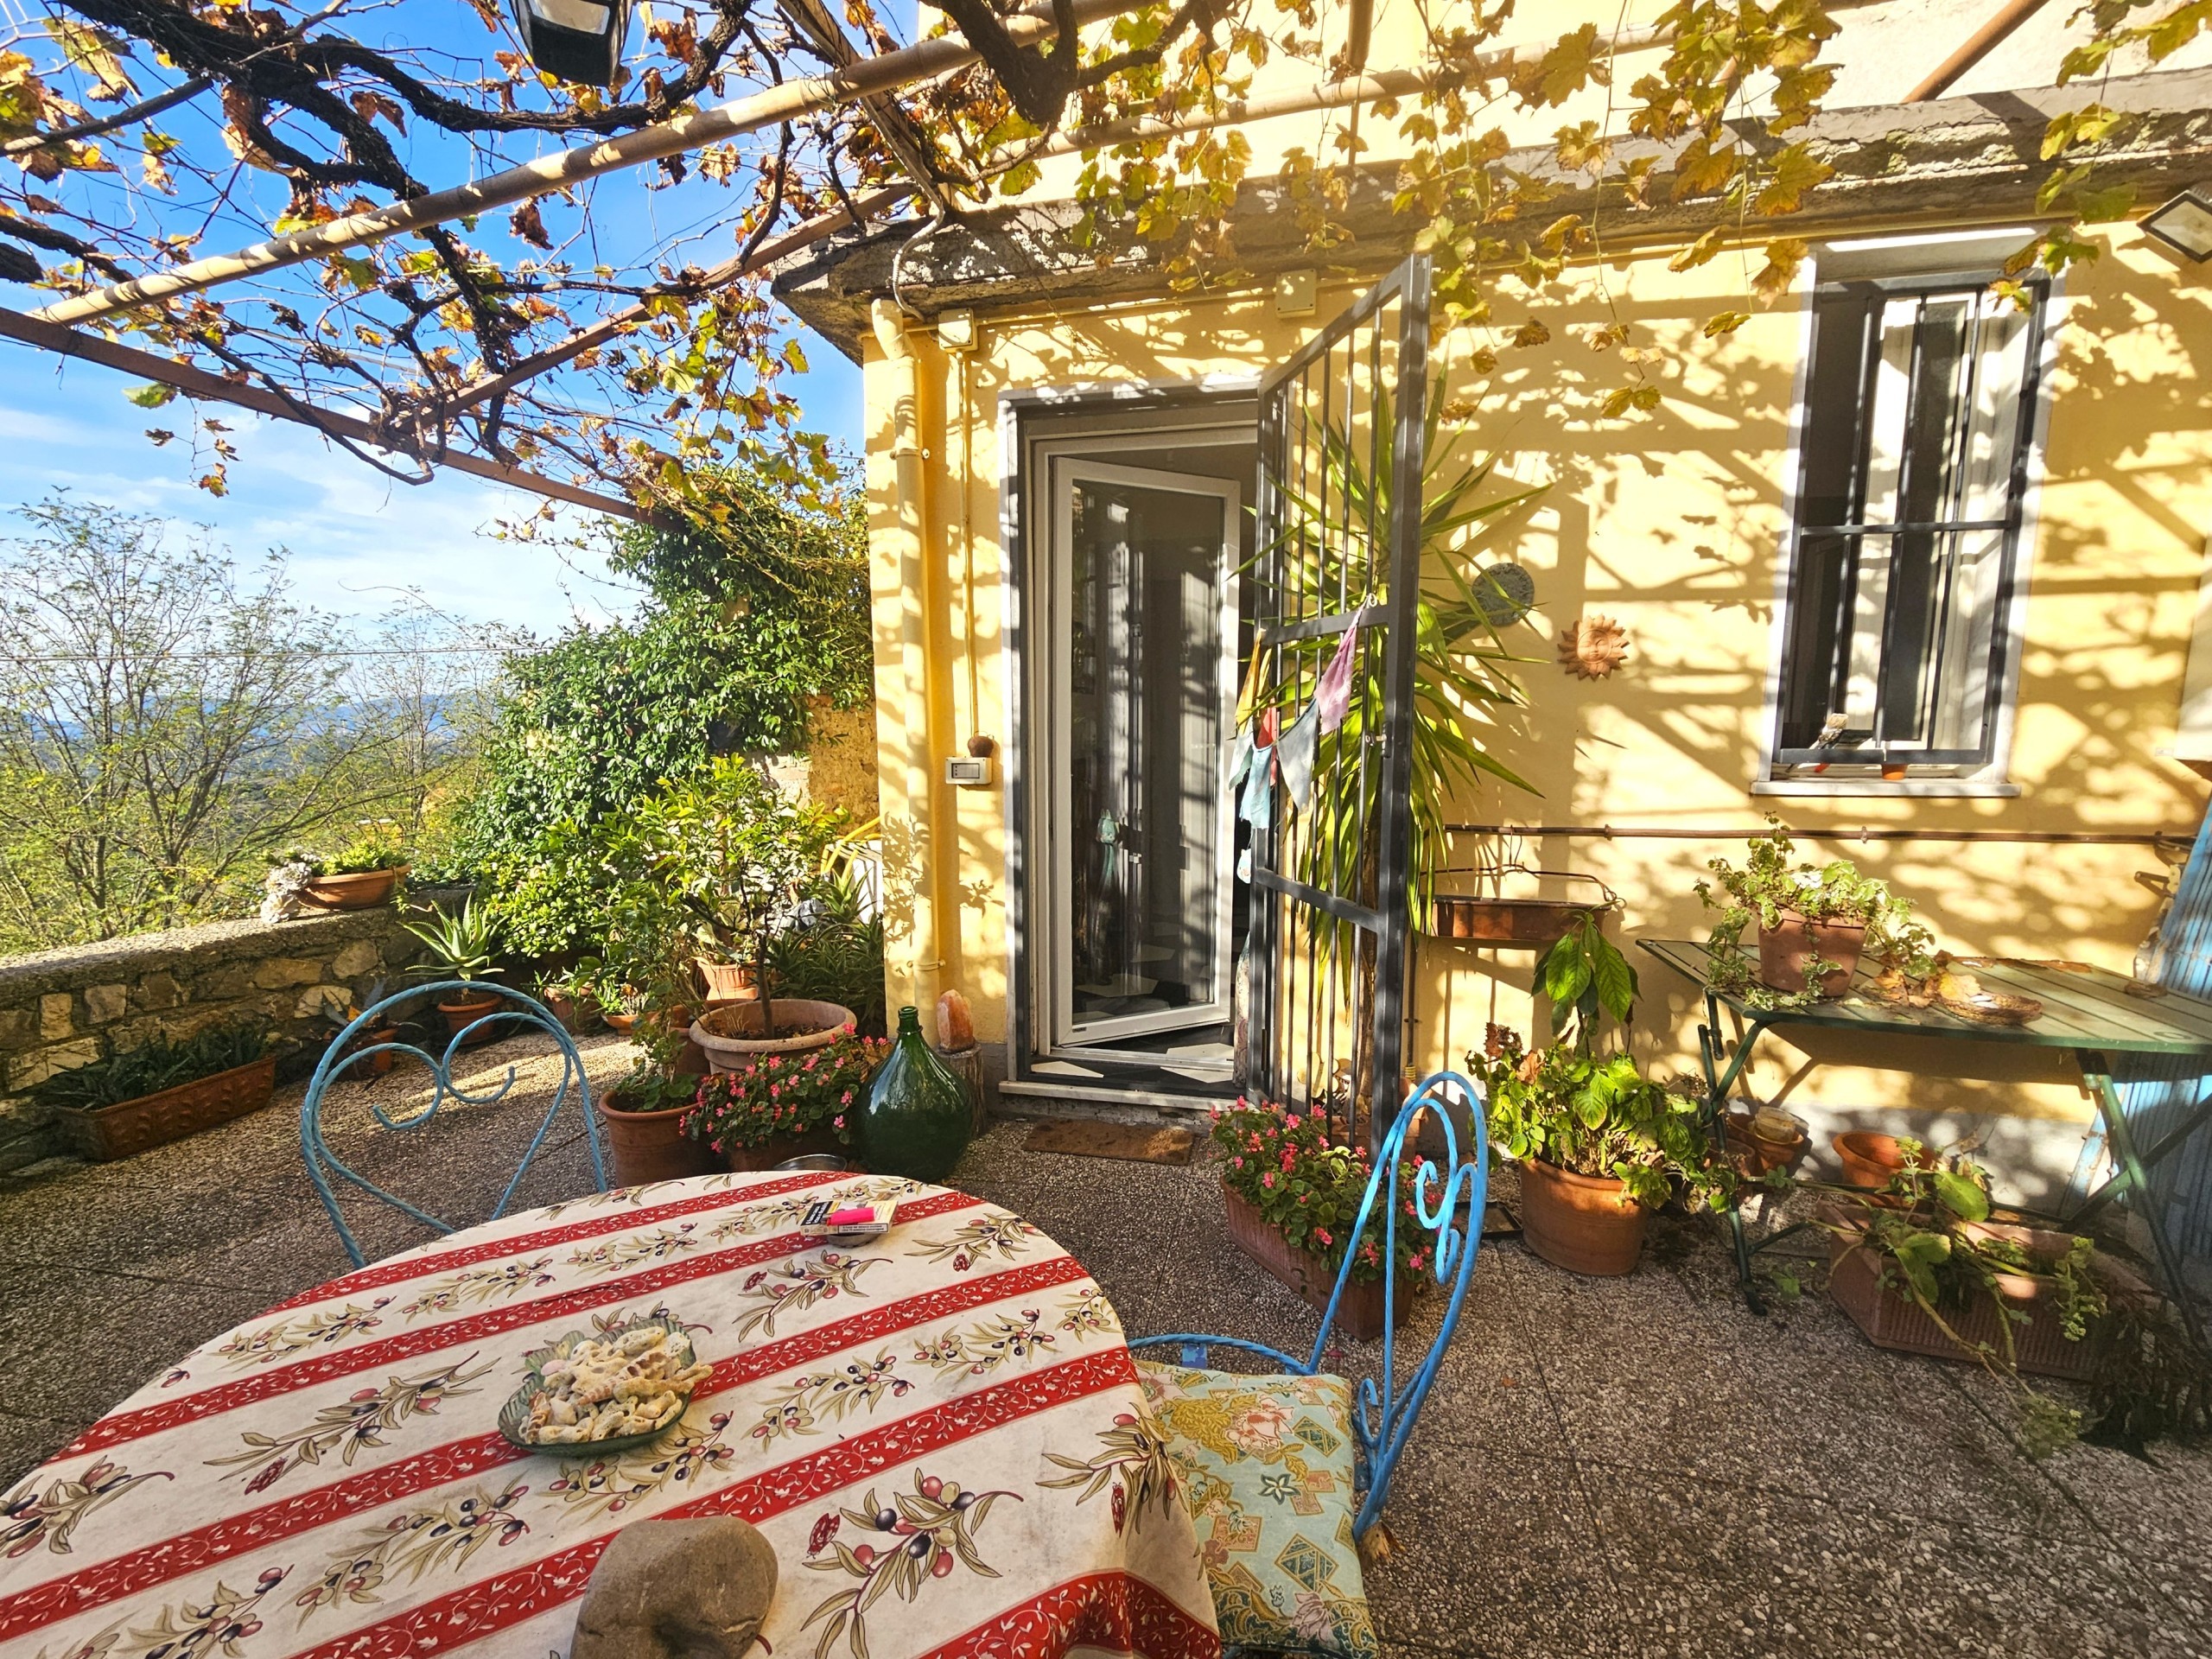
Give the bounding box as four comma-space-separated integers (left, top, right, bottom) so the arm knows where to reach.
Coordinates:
863, 221, 2212, 1179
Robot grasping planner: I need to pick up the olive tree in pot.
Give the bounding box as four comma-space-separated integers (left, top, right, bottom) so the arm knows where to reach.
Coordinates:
618, 759, 859, 1070
1472, 914, 1715, 1275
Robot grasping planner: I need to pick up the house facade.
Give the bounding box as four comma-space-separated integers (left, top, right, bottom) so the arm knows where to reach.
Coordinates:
779, 2, 2212, 1212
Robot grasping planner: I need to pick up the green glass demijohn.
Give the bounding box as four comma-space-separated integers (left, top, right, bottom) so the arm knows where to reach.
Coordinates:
861, 1006, 975, 1182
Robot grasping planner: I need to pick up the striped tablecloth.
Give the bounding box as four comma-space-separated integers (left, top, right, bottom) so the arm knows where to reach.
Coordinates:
0, 1170, 1220, 1659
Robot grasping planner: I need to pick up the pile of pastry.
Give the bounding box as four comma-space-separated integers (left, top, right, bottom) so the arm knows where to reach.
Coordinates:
524, 1325, 711, 1445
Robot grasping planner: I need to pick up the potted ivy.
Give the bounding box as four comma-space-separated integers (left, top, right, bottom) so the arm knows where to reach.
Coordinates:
404, 898, 507, 1048
1472, 914, 1716, 1275
36, 1020, 275, 1161
1695, 819, 1933, 999
296, 822, 412, 912
683, 1028, 888, 1172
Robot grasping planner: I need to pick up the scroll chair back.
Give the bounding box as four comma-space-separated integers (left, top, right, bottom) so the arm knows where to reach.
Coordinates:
300, 981, 607, 1267
1128, 1070, 1489, 1537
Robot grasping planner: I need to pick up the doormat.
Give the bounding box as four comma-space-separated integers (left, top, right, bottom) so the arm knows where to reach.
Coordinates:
1026, 1121, 1196, 1166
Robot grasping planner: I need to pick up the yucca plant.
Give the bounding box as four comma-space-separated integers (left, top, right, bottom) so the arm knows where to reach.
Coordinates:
1255, 371, 1545, 942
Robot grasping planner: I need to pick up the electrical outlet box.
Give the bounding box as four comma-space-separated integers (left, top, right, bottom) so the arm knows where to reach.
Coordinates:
944, 754, 995, 787
1274, 269, 1319, 318
938, 310, 977, 352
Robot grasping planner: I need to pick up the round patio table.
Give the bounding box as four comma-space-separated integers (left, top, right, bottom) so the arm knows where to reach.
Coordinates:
0, 1170, 1219, 1659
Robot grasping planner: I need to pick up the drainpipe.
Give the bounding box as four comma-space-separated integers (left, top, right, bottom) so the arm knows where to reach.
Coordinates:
871, 297, 944, 1016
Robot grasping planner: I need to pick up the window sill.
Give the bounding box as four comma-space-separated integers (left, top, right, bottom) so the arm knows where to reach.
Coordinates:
1751, 777, 2022, 799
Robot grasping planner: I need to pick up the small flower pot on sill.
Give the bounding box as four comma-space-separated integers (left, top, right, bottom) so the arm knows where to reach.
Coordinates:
56, 1055, 278, 1162
301, 866, 408, 911
1221, 1183, 1409, 1340
1756, 912, 1866, 996
1515, 1156, 1649, 1276
600, 1090, 720, 1186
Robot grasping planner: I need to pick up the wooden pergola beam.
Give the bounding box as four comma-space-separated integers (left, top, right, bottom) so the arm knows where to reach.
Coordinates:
0, 306, 650, 522
1906, 0, 2053, 102
31, 0, 1148, 327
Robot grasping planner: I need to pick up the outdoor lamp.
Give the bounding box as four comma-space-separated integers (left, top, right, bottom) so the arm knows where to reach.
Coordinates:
511, 0, 630, 86
2141, 189, 2212, 263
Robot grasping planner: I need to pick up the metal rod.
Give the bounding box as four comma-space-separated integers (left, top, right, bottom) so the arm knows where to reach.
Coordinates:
1446, 822, 2193, 847
0, 306, 649, 521
33, 0, 1148, 326
1905, 0, 2052, 102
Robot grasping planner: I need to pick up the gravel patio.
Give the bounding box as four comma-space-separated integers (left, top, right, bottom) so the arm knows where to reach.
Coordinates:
1, 1031, 2207, 1659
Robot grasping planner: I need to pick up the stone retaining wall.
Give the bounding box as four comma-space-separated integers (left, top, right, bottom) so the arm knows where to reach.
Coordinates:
0, 908, 425, 1174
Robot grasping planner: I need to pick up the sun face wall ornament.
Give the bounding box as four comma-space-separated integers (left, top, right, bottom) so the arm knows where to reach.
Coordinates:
1558, 615, 1630, 680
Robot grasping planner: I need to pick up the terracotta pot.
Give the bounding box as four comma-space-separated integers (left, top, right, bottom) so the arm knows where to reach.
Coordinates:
695, 958, 760, 1005
599, 1090, 720, 1186
55, 1055, 278, 1161
1757, 912, 1866, 996
602, 1009, 638, 1035
1833, 1130, 1930, 1192
721, 1123, 849, 1173
357, 1027, 402, 1079
1221, 1183, 1409, 1339
438, 988, 505, 1049
1725, 1110, 1808, 1178
1822, 1206, 2094, 1380
689, 998, 855, 1071
301, 865, 409, 911
541, 989, 601, 1035
1516, 1156, 1649, 1276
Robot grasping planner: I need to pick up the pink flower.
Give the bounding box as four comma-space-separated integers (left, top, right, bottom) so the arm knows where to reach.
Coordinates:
834, 1116, 846, 1130
1231, 1156, 1243, 1169
1262, 1173, 1275, 1189
1314, 1227, 1333, 1246
1285, 1114, 1301, 1130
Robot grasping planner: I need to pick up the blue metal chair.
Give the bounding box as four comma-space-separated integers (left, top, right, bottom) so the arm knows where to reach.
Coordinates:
301, 980, 607, 1267
1128, 1070, 1490, 1539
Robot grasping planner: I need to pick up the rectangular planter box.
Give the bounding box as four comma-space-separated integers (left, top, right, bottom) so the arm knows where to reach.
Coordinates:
55, 1055, 278, 1163
1824, 1213, 2094, 1382
1223, 1182, 1409, 1341
1427, 895, 1594, 946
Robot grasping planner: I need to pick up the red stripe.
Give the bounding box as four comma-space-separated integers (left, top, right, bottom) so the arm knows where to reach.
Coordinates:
60, 1192, 982, 1459
0, 1255, 1096, 1643
260, 1173, 854, 1313
284, 1347, 1142, 1659
918, 1572, 1221, 1659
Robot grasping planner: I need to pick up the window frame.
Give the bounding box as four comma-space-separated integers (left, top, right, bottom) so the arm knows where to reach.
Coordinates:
1766, 265, 2050, 777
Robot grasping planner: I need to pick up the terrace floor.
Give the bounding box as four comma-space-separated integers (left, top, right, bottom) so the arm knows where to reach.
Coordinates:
1, 1030, 2208, 1658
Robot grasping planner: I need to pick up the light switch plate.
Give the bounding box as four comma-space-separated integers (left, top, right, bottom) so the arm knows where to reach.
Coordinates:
944, 754, 994, 787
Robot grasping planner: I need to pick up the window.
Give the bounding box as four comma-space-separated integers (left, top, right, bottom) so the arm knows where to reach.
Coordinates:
1772, 270, 2047, 774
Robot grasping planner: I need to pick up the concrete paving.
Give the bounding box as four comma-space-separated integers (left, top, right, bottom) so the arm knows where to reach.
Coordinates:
1, 1042, 2207, 1658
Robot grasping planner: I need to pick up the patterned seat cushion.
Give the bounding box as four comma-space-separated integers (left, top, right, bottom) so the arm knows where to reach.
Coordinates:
1135, 1360, 1376, 1659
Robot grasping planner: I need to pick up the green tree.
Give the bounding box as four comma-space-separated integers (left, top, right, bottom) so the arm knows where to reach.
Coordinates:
0, 496, 366, 946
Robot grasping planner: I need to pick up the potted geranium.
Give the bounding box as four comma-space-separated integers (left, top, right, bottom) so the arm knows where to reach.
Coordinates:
1210, 1099, 1430, 1338
1696, 819, 1933, 999
598, 1062, 720, 1185
683, 1027, 887, 1172
404, 898, 507, 1048
1472, 914, 1716, 1275
37, 1020, 275, 1161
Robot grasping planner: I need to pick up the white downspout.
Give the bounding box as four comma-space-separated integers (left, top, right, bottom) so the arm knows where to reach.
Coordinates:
872, 298, 944, 1016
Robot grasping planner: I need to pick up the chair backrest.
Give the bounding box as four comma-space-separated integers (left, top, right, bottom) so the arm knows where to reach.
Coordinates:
300, 980, 607, 1267
1128, 1070, 1489, 1536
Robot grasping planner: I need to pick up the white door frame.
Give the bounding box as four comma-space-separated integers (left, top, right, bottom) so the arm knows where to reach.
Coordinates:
1042, 451, 1242, 1049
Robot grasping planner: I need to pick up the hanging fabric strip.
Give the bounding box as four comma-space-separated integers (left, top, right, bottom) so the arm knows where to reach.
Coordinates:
1275, 702, 1319, 809
1239, 744, 1276, 827
1233, 646, 1268, 731
1313, 626, 1359, 734
1225, 731, 1255, 793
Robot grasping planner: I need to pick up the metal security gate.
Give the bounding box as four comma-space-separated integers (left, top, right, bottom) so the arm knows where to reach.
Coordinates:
1237, 252, 1430, 1148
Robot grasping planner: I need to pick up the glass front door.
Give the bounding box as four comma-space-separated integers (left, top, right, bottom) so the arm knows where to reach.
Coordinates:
1049, 458, 1240, 1046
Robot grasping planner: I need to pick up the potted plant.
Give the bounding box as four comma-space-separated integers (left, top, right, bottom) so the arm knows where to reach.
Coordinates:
1472, 914, 1716, 1275
1210, 1097, 1429, 1338
296, 822, 412, 911
535, 964, 602, 1034
36, 1020, 275, 1161
598, 1061, 720, 1185
683, 1028, 888, 1172
1696, 820, 1934, 1000
404, 898, 507, 1048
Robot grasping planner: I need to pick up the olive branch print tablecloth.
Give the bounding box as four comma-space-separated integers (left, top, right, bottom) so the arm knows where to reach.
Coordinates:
0, 1171, 1221, 1659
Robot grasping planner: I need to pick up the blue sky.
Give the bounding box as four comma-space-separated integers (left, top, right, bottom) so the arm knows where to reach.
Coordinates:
0, 0, 872, 639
